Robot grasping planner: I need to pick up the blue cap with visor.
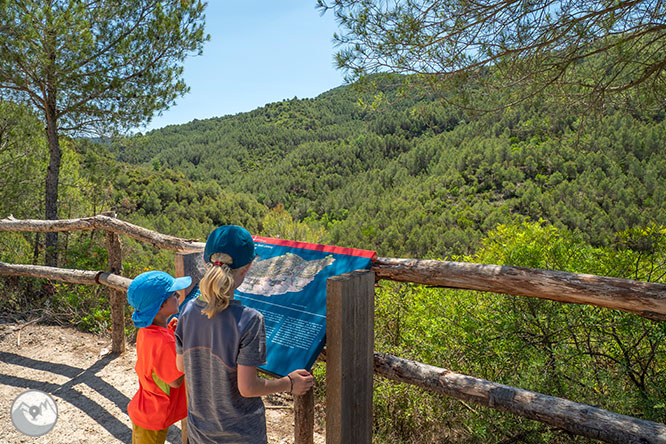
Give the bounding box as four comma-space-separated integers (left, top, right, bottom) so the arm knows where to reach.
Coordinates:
127, 271, 192, 328
203, 225, 256, 269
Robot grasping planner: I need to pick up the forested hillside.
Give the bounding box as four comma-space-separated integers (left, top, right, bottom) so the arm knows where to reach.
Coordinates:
3, 74, 666, 444
110, 75, 666, 259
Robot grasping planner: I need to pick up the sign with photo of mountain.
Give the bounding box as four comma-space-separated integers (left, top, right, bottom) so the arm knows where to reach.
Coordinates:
237, 236, 376, 377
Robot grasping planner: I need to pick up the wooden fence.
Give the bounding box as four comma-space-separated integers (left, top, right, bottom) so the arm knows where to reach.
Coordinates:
2, 214, 666, 444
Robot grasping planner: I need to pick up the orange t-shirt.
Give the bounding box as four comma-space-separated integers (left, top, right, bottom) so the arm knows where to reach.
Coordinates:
127, 324, 187, 430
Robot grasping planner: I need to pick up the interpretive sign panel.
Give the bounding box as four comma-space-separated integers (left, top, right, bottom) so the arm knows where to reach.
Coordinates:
236, 236, 376, 377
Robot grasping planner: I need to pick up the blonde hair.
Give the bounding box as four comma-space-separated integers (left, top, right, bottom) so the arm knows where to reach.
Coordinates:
199, 253, 236, 318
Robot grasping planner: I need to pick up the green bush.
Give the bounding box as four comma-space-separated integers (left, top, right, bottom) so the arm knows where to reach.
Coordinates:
369, 221, 666, 442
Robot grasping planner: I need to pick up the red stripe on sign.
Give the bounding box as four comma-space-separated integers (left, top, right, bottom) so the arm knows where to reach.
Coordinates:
252, 236, 377, 261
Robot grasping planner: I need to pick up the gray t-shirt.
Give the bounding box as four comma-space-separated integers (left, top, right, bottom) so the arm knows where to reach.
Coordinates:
175, 295, 267, 444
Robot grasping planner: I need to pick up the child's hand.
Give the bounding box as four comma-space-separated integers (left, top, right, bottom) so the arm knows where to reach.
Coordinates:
167, 317, 178, 331
288, 369, 314, 395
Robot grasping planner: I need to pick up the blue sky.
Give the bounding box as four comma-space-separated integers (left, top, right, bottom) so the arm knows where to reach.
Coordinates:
141, 1, 345, 132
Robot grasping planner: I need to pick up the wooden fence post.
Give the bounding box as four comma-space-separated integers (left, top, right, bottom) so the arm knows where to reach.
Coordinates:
326, 270, 374, 444
295, 387, 314, 444
174, 252, 204, 304
105, 225, 125, 354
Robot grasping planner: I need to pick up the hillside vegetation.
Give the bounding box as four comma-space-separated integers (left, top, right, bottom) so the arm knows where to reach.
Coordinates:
110, 76, 666, 259
2, 75, 666, 443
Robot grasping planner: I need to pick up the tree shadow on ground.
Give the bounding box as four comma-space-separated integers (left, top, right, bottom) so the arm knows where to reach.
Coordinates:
0, 351, 182, 443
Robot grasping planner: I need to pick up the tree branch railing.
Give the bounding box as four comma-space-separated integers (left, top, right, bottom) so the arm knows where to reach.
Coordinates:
0, 214, 205, 252
372, 257, 666, 321
3, 216, 666, 320
0, 261, 130, 291
313, 348, 666, 444
373, 352, 666, 444
2, 214, 666, 444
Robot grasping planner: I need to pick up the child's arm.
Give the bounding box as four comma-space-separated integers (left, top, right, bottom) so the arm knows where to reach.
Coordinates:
176, 353, 184, 372
167, 354, 184, 386
237, 366, 313, 397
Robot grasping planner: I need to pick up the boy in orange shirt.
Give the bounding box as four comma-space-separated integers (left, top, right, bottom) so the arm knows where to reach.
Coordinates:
127, 270, 191, 444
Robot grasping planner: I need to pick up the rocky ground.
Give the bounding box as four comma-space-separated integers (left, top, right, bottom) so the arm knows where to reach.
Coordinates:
0, 321, 325, 444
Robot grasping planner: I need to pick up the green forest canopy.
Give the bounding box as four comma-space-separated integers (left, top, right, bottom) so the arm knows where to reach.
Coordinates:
108, 75, 666, 260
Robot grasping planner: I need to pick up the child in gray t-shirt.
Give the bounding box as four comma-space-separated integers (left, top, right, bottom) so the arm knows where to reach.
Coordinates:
176, 225, 313, 444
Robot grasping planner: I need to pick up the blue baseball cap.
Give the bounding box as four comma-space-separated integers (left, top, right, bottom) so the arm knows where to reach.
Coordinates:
203, 225, 256, 269
127, 271, 192, 328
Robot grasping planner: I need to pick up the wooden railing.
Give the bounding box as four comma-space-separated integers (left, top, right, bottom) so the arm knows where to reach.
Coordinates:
0, 213, 204, 354
2, 214, 666, 444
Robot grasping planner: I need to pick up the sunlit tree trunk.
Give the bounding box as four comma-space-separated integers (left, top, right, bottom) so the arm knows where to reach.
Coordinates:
44, 118, 60, 266
44, 9, 60, 267
44, 42, 60, 266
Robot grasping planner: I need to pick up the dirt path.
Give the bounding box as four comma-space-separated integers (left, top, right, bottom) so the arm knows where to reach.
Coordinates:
0, 322, 325, 444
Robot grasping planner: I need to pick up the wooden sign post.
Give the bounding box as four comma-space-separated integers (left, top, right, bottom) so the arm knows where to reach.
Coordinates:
174, 252, 204, 304
294, 388, 314, 444
326, 270, 374, 444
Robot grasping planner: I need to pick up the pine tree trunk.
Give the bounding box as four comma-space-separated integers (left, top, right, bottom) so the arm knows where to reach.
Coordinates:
44, 97, 60, 267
